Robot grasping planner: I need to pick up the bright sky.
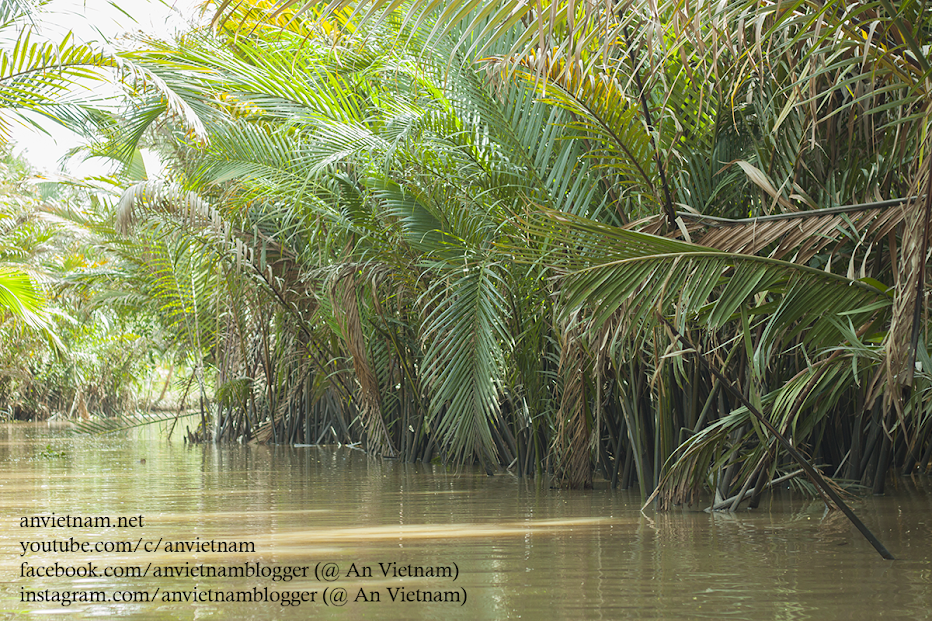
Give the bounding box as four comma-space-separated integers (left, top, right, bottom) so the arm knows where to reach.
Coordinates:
8, 0, 207, 175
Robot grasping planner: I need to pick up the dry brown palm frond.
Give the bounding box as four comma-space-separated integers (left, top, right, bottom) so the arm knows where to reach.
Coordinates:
879, 161, 932, 425
634, 197, 919, 265
552, 313, 594, 489
331, 272, 396, 457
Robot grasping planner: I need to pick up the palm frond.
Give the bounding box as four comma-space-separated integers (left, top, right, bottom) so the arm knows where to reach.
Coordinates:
420, 261, 510, 461
513, 209, 890, 351
72, 409, 202, 434
0, 265, 45, 328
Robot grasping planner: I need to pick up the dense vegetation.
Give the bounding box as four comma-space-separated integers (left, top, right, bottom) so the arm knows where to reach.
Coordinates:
0, 149, 165, 420
3, 0, 932, 508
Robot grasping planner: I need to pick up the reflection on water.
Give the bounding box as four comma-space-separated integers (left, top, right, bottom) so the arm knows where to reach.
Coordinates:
1, 422, 931, 619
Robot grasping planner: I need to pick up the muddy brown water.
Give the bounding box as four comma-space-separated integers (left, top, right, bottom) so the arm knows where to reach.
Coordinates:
1, 422, 930, 619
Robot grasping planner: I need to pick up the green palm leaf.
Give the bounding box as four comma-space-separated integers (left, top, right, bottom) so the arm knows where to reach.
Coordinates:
513, 209, 890, 352
0, 266, 45, 329
420, 261, 510, 460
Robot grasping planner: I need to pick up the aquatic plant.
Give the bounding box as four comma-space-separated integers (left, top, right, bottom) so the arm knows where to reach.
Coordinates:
28, 0, 932, 509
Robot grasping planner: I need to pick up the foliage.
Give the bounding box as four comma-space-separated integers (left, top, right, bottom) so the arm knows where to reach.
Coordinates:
0, 149, 172, 421
11, 0, 932, 506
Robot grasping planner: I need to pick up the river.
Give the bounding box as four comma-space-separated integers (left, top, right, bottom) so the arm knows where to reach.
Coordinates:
1, 422, 930, 619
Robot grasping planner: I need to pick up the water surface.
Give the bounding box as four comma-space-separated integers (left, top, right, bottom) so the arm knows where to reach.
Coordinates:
1, 423, 930, 619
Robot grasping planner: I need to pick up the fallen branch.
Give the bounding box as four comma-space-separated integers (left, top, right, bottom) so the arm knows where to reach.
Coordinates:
705, 468, 804, 512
